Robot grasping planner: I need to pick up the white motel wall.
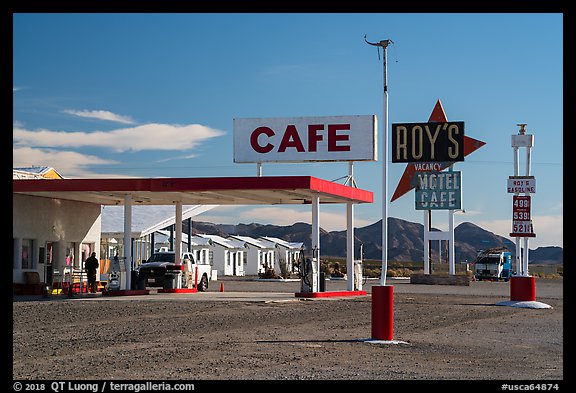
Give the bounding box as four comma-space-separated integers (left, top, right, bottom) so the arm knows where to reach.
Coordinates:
13, 194, 101, 285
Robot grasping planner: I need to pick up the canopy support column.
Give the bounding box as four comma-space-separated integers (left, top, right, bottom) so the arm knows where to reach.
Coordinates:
311, 194, 320, 292
123, 194, 132, 290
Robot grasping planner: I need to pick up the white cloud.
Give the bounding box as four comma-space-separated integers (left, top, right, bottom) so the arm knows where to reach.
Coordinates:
13, 123, 225, 152
13, 87, 21, 92
473, 214, 563, 248
155, 153, 198, 163
63, 109, 137, 125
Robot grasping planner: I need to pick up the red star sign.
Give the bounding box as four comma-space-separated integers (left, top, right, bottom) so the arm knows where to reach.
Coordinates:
390, 99, 486, 202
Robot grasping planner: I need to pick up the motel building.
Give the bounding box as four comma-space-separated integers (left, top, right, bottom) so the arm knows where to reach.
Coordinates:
152, 231, 213, 267
228, 235, 276, 276
197, 234, 247, 277
258, 236, 304, 276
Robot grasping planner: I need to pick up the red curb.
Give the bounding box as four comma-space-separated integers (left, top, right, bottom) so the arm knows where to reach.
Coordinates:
294, 290, 367, 298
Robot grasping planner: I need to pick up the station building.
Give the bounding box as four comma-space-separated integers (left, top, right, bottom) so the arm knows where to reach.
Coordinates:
13, 167, 373, 293
13, 167, 101, 292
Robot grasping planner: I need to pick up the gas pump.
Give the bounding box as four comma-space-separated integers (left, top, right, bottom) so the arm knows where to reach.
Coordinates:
183, 257, 194, 289
106, 256, 126, 291
299, 248, 318, 293
353, 242, 364, 291
353, 260, 363, 291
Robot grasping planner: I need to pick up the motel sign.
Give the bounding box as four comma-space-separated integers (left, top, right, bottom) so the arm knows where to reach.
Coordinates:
414, 171, 462, 210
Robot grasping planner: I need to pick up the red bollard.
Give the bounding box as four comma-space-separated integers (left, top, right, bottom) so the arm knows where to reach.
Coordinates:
371, 285, 394, 340
510, 276, 536, 301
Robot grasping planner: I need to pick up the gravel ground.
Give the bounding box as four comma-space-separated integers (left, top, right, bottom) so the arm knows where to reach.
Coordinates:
12, 278, 563, 382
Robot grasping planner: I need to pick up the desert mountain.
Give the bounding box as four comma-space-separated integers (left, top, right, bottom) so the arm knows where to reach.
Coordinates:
187, 218, 561, 264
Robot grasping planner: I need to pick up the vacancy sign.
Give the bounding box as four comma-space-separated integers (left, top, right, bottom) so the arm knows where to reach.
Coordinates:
233, 115, 377, 163
510, 196, 535, 237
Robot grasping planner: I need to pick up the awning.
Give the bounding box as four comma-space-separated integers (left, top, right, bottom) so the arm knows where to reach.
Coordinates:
13, 176, 373, 206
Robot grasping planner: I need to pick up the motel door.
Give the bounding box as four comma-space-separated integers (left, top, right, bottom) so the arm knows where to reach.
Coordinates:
235, 252, 244, 276
232, 252, 244, 276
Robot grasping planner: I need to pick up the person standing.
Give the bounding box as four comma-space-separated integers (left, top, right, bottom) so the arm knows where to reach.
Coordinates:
84, 252, 99, 293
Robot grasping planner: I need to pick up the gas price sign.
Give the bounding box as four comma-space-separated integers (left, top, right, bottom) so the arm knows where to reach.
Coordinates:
510, 196, 535, 237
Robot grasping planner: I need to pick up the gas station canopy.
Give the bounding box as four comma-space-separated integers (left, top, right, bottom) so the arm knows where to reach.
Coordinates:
13, 176, 373, 206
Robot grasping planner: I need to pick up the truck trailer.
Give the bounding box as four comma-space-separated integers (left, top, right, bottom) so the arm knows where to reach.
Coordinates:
474, 247, 513, 281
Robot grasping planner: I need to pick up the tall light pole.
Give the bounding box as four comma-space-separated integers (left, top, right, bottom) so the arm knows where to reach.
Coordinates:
366, 35, 395, 341
365, 35, 393, 285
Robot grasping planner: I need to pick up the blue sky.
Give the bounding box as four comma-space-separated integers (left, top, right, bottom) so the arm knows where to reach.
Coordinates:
13, 13, 563, 248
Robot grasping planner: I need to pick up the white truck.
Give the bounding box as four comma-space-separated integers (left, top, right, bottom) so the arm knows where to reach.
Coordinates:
474, 247, 513, 282
136, 251, 211, 291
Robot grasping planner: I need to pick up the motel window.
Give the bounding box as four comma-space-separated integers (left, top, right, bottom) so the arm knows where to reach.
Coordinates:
21, 239, 32, 269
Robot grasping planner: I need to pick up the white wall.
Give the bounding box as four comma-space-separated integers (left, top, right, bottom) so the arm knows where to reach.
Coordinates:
208, 246, 245, 276
13, 194, 101, 285
244, 248, 260, 275
209, 246, 227, 276
243, 247, 275, 275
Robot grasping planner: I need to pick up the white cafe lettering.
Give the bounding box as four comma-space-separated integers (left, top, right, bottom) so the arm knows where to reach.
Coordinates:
418, 191, 457, 208
417, 172, 461, 190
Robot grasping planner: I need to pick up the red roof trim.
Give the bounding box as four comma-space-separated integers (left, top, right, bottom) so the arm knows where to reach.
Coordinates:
13, 176, 373, 204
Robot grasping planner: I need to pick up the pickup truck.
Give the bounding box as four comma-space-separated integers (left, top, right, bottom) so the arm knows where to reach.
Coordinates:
136, 251, 211, 291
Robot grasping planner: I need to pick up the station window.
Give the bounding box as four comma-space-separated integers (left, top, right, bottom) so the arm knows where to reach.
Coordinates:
66, 243, 76, 267
21, 239, 32, 269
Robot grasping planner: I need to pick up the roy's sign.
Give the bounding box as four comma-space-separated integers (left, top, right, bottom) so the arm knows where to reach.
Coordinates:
413, 171, 462, 210
392, 121, 465, 163
233, 115, 377, 163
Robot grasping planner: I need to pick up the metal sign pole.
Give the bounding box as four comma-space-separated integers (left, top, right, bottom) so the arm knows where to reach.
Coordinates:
365, 36, 393, 286
381, 40, 390, 286
366, 35, 394, 341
